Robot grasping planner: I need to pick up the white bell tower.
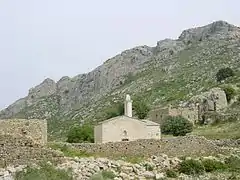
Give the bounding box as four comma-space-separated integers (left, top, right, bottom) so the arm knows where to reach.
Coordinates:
124, 94, 132, 117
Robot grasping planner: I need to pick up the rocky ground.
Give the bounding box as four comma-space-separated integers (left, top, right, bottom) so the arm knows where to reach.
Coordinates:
1, 152, 240, 180
57, 154, 179, 180
0, 134, 239, 180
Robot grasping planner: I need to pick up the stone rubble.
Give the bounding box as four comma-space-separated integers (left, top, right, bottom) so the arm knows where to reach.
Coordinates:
1, 154, 239, 180
0, 155, 178, 180
56, 154, 181, 180
0, 165, 26, 180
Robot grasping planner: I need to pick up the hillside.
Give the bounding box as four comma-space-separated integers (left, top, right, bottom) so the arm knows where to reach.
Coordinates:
1, 20, 240, 139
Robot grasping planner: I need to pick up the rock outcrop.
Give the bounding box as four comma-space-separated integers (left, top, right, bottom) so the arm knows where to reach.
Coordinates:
187, 87, 228, 111
178, 20, 240, 43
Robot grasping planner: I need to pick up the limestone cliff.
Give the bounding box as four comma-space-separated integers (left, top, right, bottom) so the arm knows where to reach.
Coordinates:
1, 20, 240, 132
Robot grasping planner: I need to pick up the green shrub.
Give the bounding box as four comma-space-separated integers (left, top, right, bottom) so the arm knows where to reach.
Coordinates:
90, 170, 115, 180
143, 163, 154, 171
66, 124, 94, 143
225, 155, 240, 172
222, 86, 236, 103
133, 97, 150, 119
178, 159, 205, 175
101, 170, 116, 179
166, 169, 178, 178
121, 155, 145, 164
90, 173, 104, 180
202, 159, 227, 172
15, 163, 73, 180
226, 115, 238, 123
161, 116, 193, 136
216, 67, 234, 82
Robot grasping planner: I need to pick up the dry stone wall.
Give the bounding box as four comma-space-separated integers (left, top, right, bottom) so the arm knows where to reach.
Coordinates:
65, 136, 224, 158
149, 106, 198, 125
0, 119, 47, 145
0, 134, 63, 168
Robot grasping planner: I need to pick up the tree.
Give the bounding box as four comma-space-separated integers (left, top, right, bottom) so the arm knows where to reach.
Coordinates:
222, 86, 236, 103
133, 98, 150, 119
216, 67, 234, 82
66, 124, 94, 143
161, 116, 193, 136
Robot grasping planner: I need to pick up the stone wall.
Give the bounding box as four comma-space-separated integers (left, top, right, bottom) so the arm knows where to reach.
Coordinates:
149, 106, 198, 125
149, 107, 169, 125
0, 134, 63, 168
0, 119, 47, 145
65, 136, 224, 158
169, 107, 199, 124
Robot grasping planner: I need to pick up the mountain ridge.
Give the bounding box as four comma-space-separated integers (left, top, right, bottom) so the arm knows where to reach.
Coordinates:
1, 20, 240, 138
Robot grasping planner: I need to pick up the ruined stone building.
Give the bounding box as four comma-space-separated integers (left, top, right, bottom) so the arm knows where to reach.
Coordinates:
149, 105, 198, 125
94, 95, 161, 143
149, 87, 228, 125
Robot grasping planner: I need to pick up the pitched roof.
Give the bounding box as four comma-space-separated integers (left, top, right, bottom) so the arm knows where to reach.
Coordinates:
96, 115, 159, 126
141, 120, 160, 126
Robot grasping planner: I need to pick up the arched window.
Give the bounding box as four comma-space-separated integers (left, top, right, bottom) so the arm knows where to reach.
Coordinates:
122, 130, 129, 141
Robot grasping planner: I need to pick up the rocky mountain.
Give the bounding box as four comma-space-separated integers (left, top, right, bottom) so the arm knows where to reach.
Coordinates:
1, 20, 240, 137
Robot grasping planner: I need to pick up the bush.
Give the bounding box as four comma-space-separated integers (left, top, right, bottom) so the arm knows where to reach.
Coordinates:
222, 86, 236, 103
66, 124, 94, 143
161, 116, 193, 136
101, 170, 116, 179
178, 159, 205, 175
133, 98, 150, 119
143, 163, 154, 171
90, 170, 115, 180
202, 159, 227, 172
166, 169, 178, 178
225, 155, 240, 172
15, 163, 73, 180
216, 67, 234, 82
226, 115, 238, 123
90, 173, 103, 180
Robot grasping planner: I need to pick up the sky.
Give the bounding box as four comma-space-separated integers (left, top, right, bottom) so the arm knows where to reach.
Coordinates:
0, 0, 239, 110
